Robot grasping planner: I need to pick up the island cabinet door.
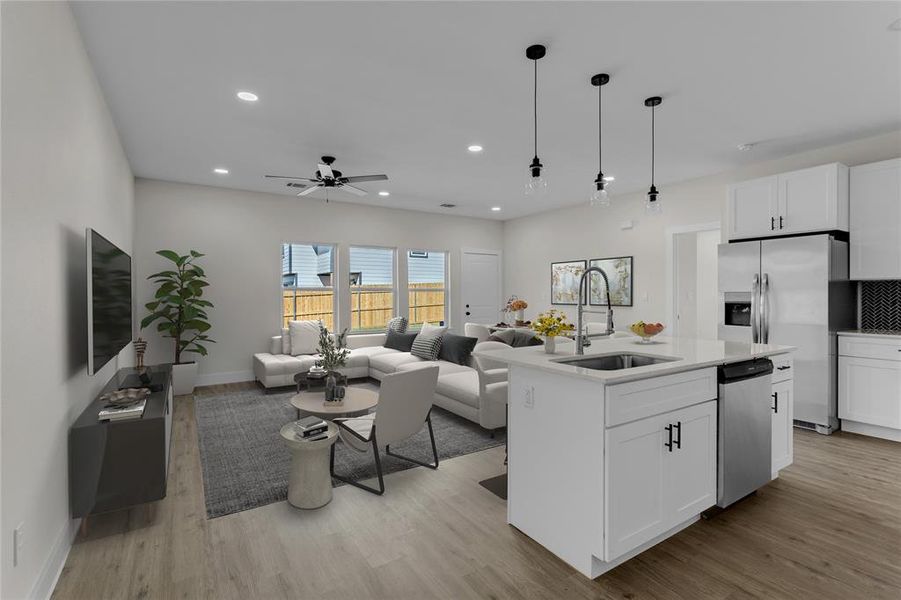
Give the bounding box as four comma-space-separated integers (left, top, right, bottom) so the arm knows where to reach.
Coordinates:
604, 413, 668, 561
771, 379, 794, 474
664, 400, 718, 525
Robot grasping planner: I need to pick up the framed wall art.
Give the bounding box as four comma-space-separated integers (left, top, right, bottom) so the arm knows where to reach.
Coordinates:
551, 260, 587, 305
589, 256, 633, 307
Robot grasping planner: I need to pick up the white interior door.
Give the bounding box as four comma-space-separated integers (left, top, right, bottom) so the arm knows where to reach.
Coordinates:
461, 250, 500, 325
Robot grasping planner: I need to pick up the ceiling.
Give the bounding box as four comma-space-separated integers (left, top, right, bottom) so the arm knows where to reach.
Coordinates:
71, 1, 901, 220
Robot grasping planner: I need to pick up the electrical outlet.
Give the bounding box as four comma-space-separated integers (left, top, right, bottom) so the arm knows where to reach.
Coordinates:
13, 523, 24, 567
524, 386, 535, 409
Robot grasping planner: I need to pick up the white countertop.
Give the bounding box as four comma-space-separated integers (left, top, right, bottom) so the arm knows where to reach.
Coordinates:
474, 335, 795, 384
838, 329, 901, 340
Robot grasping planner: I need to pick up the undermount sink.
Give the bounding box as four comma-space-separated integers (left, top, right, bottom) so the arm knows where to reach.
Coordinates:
553, 353, 680, 371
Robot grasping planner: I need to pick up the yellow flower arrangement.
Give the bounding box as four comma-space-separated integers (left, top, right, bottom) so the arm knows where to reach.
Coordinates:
531, 309, 574, 337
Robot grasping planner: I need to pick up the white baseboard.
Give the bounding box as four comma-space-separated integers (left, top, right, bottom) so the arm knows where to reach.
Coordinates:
31, 518, 79, 600
196, 369, 254, 387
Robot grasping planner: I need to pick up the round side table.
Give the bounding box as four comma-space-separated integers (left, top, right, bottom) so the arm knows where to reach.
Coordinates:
290, 387, 379, 421
279, 422, 339, 509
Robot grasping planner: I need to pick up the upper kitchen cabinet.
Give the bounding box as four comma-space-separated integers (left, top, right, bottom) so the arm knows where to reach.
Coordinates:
727, 163, 849, 241
850, 158, 901, 280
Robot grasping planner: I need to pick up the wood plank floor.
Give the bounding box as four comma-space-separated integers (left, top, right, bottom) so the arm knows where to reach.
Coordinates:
53, 383, 901, 600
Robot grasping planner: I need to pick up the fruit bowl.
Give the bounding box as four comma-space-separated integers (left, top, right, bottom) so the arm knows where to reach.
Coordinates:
629, 321, 665, 344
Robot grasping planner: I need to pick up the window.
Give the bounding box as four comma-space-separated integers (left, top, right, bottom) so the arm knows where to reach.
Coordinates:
350, 247, 395, 332
282, 243, 335, 329
408, 250, 447, 327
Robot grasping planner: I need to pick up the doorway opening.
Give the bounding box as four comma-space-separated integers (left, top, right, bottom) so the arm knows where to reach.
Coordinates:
666, 223, 721, 339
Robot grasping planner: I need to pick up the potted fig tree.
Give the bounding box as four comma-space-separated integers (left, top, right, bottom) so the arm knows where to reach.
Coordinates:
141, 250, 214, 395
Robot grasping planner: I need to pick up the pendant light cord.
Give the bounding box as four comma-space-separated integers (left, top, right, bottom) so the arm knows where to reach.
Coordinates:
533, 59, 538, 157
650, 104, 655, 185
598, 85, 602, 172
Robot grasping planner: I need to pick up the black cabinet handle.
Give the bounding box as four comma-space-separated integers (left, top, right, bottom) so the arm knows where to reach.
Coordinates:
664, 424, 673, 452
777, 365, 791, 371
673, 421, 682, 449
771, 217, 775, 231
779, 216, 784, 229
772, 391, 779, 413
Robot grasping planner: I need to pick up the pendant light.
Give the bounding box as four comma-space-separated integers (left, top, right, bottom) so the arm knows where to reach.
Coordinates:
525, 44, 547, 196
590, 73, 611, 207
644, 96, 663, 214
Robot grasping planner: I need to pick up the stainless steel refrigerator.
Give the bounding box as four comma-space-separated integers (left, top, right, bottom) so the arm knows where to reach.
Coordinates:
717, 234, 856, 434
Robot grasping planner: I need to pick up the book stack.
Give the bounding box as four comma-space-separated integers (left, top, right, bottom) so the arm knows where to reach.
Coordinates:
98, 399, 147, 422
294, 416, 329, 441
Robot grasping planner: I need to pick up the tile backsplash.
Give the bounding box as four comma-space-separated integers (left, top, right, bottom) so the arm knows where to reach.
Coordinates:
859, 280, 901, 331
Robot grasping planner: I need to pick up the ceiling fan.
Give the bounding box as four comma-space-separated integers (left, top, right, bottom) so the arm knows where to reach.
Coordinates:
265, 155, 388, 197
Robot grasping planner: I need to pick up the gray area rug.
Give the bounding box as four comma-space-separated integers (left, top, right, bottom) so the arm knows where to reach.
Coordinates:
194, 381, 506, 519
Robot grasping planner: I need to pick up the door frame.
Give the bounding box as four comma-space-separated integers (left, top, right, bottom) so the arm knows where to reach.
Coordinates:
665, 222, 721, 337
460, 247, 503, 328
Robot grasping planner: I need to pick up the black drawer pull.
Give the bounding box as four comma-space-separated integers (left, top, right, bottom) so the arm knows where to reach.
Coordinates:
777, 365, 791, 370
772, 391, 779, 413
673, 421, 682, 449
771, 217, 775, 231
664, 424, 673, 452
779, 215, 784, 229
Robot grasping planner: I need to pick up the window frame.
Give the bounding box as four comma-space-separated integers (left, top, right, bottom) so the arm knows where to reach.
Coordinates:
280, 242, 338, 330
348, 245, 397, 333
406, 248, 449, 329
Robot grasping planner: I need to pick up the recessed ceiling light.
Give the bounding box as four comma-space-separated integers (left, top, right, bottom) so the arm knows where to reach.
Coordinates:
603, 175, 615, 182
889, 18, 901, 31
213, 167, 229, 174
378, 191, 390, 197
737, 143, 755, 151
468, 145, 483, 153
491, 206, 502, 212
236, 90, 258, 102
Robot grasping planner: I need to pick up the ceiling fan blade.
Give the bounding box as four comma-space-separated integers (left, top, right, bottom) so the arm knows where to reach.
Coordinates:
339, 174, 388, 183
338, 183, 367, 196
318, 163, 334, 179
296, 185, 322, 197
265, 175, 318, 182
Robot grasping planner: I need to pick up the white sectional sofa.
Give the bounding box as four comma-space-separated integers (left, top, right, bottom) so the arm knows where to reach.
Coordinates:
252, 330, 509, 430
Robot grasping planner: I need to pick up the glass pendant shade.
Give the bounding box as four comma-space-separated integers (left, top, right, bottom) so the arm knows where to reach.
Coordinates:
590, 182, 610, 207
525, 165, 548, 196
645, 185, 662, 214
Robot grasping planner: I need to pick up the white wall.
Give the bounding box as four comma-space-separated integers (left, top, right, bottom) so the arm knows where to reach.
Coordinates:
695, 229, 720, 340
1, 3, 134, 598
503, 130, 901, 329
133, 179, 504, 384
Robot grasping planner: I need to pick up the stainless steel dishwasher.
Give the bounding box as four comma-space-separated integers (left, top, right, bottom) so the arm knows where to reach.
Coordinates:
715, 358, 774, 508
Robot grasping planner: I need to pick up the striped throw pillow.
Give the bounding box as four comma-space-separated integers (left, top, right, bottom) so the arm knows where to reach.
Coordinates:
386, 316, 408, 335
411, 329, 444, 360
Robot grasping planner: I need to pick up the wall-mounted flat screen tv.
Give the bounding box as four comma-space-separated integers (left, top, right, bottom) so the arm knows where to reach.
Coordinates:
87, 228, 132, 375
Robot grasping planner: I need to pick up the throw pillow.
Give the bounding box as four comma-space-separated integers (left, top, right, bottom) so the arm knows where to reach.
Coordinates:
512, 330, 543, 347
281, 327, 291, 355
411, 329, 444, 361
288, 320, 321, 355
384, 330, 418, 353
486, 328, 516, 345
421, 322, 448, 336
385, 316, 408, 335
438, 334, 478, 365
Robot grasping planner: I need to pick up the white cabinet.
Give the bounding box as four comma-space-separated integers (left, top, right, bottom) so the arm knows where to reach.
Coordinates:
838, 335, 901, 441
727, 163, 849, 241
771, 379, 793, 474
605, 400, 716, 561
850, 158, 901, 280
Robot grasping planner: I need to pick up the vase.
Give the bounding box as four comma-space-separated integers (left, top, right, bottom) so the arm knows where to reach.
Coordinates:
171, 362, 198, 396
324, 373, 337, 402
515, 309, 525, 325
544, 336, 556, 354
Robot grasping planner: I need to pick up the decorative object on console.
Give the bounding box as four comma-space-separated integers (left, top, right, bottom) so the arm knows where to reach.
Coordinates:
551, 260, 587, 305
644, 95, 664, 214
141, 250, 215, 395
589, 73, 612, 207
859, 281, 901, 331
99, 386, 150, 408
524, 44, 548, 197
317, 324, 349, 403
532, 309, 575, 354
134, 337, 147, 370
589, 256, 633, 306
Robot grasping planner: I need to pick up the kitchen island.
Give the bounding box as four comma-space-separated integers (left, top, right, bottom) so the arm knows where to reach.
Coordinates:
474, 335, 794, 579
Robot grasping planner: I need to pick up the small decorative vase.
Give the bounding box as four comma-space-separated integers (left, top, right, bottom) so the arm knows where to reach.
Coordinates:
544, 336, 556, 354
515, 309, 525, 325
324, 373, 337, 402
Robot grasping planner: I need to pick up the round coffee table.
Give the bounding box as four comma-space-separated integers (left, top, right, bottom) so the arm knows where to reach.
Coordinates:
290, 387, 379, 421
279, 422, 338, 509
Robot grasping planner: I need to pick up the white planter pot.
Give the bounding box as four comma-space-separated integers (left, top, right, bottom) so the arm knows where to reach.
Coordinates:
544, 336, 556, 354
171, 362, 198, 396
